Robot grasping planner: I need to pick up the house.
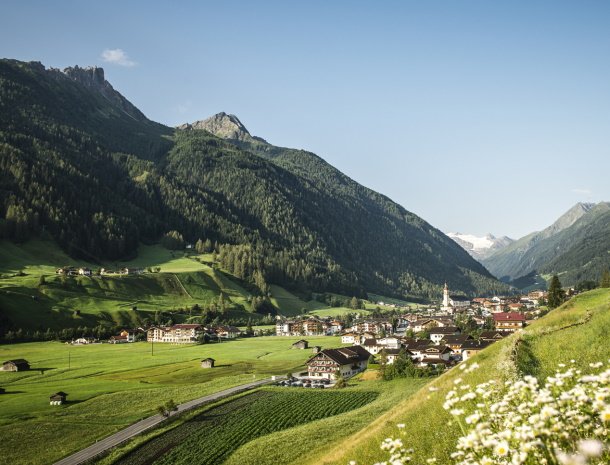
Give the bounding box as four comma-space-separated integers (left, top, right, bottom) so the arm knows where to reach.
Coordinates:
306, 345, 371, 380
72, 338, 95, 345
78, 267, 92, 276
429, 327, 461, 344
201, 358, 215, 368
493, 312, 526, 333
441, 334, 474, 355
416, 345, 452, 363
410, 319, 436, 333
328, 320, 343, 334
120, 267, 144, 275
379, 348, 413, 365
361, 338, 383, 354
311, 346, 321, 354
2, 359, 30, 371
292, 340, 309, 350
109, 330, 135, 344
461, 340, 493, 361
49, 392, 68, 405
479, 331, 505, 342
147, 324, 206, 343
215, 325, 241, 339
341, 333, 358, 344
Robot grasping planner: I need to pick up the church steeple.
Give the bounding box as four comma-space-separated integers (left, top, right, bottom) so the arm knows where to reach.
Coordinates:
442, 282, 450, 308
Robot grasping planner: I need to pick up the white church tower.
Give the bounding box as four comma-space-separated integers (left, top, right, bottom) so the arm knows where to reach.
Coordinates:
442, 282, 451, 311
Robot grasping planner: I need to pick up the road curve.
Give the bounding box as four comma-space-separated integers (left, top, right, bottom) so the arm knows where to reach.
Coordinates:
53, 378, 274, 465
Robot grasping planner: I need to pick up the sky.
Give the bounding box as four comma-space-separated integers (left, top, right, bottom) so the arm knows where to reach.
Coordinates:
1, 0, 610, 238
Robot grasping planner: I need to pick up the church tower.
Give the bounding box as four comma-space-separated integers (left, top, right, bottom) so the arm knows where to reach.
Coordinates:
442, 282, 450, 309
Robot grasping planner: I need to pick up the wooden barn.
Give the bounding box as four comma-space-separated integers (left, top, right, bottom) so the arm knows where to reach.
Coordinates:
50, 392, 68, 405
292, 340, 309, 350
2, 359, 30, 372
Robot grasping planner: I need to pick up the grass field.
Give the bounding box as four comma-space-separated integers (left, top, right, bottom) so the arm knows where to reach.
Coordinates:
312, 288, 610, 465
0, 335, 342, 465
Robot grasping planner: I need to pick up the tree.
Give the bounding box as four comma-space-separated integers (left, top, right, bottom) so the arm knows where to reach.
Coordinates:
158, 399, 178, 417
600, 270, 610, 288
349, 296, 359, 310
334, 371, 347, 388
547, 275, 565, 309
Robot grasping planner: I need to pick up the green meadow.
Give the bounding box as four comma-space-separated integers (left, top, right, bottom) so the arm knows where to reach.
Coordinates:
0, 240, 379, 330
0, 335, 341, 465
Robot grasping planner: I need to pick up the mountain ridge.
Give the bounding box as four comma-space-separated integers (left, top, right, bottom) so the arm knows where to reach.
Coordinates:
0, 58, 506, 300
482, 201, 610, 285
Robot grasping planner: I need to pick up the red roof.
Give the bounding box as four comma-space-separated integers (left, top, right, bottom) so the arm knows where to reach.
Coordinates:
493, 312, 525, 322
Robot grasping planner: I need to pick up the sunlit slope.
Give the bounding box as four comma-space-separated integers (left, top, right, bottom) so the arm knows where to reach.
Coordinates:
312, 288, 610, 465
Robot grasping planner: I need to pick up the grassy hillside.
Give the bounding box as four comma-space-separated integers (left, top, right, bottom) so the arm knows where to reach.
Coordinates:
0, 335, 341, 465
0, 240, 365, 330
311, 288, 610, 465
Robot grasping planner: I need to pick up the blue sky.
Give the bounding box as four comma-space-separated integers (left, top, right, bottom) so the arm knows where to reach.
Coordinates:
2, 1, 610, 238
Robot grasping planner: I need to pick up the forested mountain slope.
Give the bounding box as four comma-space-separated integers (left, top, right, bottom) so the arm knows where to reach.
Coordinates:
482, 202, 610, 285
0, 59, 505, 299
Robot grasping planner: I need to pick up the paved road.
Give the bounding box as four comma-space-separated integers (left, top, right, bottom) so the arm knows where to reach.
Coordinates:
53, 378, 275, 465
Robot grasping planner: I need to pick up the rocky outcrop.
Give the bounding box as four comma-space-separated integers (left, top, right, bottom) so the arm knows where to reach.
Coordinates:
59, 65, 148, 122
178, 112, 268, 143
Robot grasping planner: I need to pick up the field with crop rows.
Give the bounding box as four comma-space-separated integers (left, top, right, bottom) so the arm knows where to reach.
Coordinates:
110, 389, 378, 465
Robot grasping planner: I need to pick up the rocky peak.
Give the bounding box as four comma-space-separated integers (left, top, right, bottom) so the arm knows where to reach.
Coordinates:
62, 65, 106, 88
178, 112, 267, 143
56, 65, 147, 122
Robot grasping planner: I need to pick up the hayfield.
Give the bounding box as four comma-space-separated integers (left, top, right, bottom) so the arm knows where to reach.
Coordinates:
0, 335, 341, 465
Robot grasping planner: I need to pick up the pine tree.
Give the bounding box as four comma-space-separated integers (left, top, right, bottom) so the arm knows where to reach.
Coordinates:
600, 269, 610, 288
547, 275, 565, 309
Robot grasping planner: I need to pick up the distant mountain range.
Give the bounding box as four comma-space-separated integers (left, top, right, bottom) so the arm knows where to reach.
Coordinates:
445, 232, 514, 260
481, 202, 610, 286
0, 59, 507, 299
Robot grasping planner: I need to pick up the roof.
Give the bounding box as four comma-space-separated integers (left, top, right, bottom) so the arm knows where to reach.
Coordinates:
449, 295, 470, 302
172, 324, 204, 329
479, 331, 505, 339
493, 312, 525, 322
3, 359, 29, 365
292, 340, 308, 344
307, 345, 371, 366
442, 334, 473, 344
461, 340, 492, 351
361, 338, 378, 346
201, 358, 216, 362
420, 358, 452, 365
429, 327, 460, 335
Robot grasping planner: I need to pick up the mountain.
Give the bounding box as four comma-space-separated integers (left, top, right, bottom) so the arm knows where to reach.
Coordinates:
482, 202, 610, 285
0, 58, 506, 300
445, 232, 513, 260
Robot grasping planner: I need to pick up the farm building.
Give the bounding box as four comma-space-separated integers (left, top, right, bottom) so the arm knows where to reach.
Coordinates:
2, 359, 30, 371
311, 346, 321, 354
49, 392, 68, 405
201, 358, 215, 368
292, 340, 309, 350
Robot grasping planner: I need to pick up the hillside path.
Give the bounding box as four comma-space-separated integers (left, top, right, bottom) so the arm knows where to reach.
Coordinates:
53, 377, 274, 465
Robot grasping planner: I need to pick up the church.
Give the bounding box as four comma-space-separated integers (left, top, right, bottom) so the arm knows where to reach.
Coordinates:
441, 283, 470, 313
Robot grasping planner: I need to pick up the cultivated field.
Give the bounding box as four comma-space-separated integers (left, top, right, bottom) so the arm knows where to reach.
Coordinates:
106, 389, 379, 465
0, 335, 341, 465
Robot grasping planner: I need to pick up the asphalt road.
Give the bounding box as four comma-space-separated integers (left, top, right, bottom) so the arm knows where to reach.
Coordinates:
53, 377, 274, 465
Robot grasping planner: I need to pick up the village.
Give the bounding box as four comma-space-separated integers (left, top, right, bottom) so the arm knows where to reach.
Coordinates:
3, 284, 547, 394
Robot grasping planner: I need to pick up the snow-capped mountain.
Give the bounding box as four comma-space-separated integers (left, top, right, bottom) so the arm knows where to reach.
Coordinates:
446, 232, 514, 260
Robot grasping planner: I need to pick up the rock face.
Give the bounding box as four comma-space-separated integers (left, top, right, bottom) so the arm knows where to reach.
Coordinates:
59, 65, 148, 122
178, 112, 267, 143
